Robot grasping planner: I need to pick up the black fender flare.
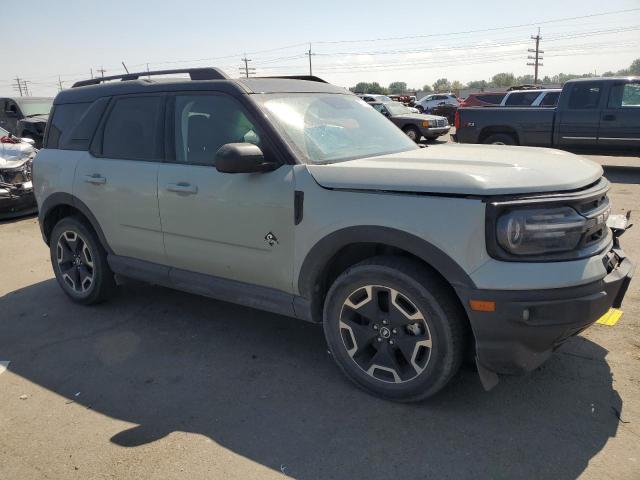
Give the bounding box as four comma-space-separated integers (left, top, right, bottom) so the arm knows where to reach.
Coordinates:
297, 225, 476, 300
38, 192, 113, 253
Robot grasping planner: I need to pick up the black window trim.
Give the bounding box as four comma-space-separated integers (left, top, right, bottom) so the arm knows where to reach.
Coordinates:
566, 82, 603, 111
90, 93, 167, 162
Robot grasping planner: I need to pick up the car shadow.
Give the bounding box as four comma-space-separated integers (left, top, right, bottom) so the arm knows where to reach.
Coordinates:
0, 279, 623, 479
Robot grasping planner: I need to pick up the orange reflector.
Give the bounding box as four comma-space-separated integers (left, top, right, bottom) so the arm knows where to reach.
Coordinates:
469, 300, 496, 312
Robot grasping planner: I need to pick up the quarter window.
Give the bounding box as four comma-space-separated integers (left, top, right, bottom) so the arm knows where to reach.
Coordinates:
173, 94, 260, 166
539, 92, 560, 107
45, 102, 91, 149
505, 92, 540, 106
568, 84, 601, 109
102, 96, 162, 160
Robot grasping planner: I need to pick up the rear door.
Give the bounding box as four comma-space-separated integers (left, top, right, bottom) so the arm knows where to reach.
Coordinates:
598, 80, 640, 148
157, 92, 295, 293
73, 94, 166, 264
555, 81, 603, 148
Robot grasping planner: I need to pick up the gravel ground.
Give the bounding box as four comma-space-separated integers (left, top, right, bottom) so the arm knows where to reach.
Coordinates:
0, 152, 638, 480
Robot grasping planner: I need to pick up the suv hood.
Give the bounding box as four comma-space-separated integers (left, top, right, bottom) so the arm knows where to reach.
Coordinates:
306, 143, 603, 196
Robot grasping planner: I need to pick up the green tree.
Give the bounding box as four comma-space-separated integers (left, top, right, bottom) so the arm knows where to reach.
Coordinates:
516, 74, 535, 85
350, 82, 388, 94
627, 58, 640, 75
388, 81, 407, 94
450, 80, 466, 93
421, 84, 433, 93
491, 73, 515, 87
432, 78, 451, 92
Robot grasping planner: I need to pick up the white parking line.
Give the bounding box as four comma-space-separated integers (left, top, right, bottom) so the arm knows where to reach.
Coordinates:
0, 361, 9, 376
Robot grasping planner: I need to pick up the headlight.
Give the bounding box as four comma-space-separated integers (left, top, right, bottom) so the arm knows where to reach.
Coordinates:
496, 206, 586, 255
422, 120, 431, 128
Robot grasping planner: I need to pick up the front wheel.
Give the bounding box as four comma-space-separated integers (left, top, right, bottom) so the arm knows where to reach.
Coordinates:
403, 126, 421, 143
323, 256, 467, 401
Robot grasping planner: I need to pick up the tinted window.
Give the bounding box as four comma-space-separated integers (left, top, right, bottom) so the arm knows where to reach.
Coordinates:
505, 92, 540, 106
477, 94, 504, 104
540, 92, 560, 107
174, 94, 261, 166
608, 82, 640, 108
45, 102, 91, 149
102, 96, 162, 160
568, 84, 601, 109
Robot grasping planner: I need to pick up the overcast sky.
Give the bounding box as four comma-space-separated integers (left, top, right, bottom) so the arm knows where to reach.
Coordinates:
2, 0, 639, 97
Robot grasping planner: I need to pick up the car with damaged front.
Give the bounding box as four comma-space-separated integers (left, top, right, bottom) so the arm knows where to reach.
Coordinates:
1, 126, 37, 219
34, 68, 634, 401
0, 96, 53, 148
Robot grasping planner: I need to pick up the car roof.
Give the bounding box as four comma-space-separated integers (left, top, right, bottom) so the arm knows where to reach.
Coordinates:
54, 76, 348, 105
566, 76, 639, 83
506, 89, 561, 94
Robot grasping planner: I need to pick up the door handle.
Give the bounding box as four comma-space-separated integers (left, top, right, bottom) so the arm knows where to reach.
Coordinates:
84, 174, 106, 184
166, 182, 198, 194
602, 114, 616, 121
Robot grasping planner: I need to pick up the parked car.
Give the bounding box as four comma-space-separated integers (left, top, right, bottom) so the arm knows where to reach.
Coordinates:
428, 103, 457, 125
34, 68, 633, 401
370, 101, 450, 141
415, 93, 459, 113
500, 89, 562, 107
458, 92, 506, 107
1, 126, 37, 219
454, 77, 640, 149
0, 97, 53, 148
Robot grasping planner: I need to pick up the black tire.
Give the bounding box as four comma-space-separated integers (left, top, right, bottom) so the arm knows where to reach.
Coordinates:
50, 216, 116, 305
482, 133, 517, 145
416, 105, 424, 113
323, 256, 467, 402
403, 126, 421, 143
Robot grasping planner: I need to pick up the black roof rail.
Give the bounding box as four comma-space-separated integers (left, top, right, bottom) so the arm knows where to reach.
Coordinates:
72, 67, 229, 88
257, 75, 328, 83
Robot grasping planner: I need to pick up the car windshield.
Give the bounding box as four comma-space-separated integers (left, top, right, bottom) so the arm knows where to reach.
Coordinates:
256, 93, 418, 164
384, 102, 412, 115
17, 99, 53, 116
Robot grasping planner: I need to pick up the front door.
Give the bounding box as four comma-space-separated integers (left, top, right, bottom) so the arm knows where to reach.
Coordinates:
598, 80, 640, 149
158, 92, 295, 293
73, 95, 166, 264
555, 81, 603, 148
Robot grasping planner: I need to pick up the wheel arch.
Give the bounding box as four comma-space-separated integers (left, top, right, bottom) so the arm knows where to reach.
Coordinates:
39, 192, 112, 253
478, 126, 520, 144
297, 226, 476, 323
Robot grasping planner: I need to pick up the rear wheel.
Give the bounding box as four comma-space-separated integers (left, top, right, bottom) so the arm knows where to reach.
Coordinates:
403, 126, 421, 143
482, 133, 516, 145
50, 216, 116, 305
323, 256, 467, 401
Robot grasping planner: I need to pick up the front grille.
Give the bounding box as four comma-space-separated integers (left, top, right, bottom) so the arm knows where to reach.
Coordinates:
435, 119, 447, 127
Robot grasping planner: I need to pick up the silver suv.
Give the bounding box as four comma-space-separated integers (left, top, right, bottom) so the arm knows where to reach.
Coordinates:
34, 68, 634, 401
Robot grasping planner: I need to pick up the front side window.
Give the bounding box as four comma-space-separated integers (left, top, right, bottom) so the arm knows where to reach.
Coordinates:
256, 93, 418, 164
568, 84, 601, 109
607, 82, 640, 108
102, 96, 162, 160
173, 94, 260, 166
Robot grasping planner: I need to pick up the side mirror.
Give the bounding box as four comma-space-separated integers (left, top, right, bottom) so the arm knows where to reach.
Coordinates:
215, 143, 278, 174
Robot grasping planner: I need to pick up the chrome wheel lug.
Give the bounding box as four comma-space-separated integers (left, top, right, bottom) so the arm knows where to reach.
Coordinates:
392, 328, 397, 334
382, 320, 388, 325
373, 324, 379, 330
389, 339, 394, 345
377, 337, 382, 342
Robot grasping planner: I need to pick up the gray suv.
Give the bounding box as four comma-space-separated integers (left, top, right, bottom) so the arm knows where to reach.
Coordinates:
34, 68, 634, 401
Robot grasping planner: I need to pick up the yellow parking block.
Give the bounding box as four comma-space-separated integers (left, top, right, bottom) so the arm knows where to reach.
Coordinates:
596, 308, 623, 326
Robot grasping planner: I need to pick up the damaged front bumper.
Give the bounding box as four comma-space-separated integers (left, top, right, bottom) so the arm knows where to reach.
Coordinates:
0, 165, 36, 220
456, 218, 634, 390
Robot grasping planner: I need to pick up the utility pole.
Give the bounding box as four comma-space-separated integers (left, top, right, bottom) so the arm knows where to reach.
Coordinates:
146, 63, 150, 80
305, 43, 315, 76
90, 68, 94, 79
97, 66, 106, 78
121, 62, 130, 74
58, 76, 64, 92
239, 55, 255, 78
527, 28, 544, 84
13, 77, 24, 97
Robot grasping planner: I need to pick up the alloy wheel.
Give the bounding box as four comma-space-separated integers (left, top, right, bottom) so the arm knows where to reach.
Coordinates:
339, 285, 433, 383
56, 230, 95, 294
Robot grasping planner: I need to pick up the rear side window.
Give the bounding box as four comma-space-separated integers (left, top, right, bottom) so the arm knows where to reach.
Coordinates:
477, 94, 504, 104
607, 82, 640, 108
102, 96, 162, 160
539, 92, 560, 107
505, 92, 540, 106
568, 84, 601, 109
46, 102, 91, 149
